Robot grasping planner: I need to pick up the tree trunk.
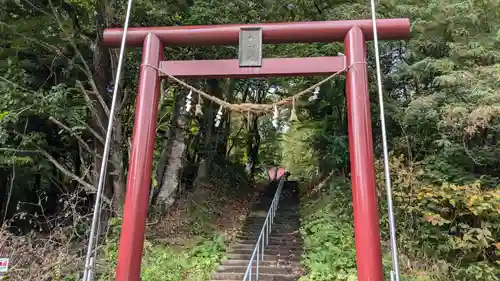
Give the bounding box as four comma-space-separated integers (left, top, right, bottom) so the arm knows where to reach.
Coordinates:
193, 80, 221, 185
90, 0, 125, 212
110, 116, 125, 211
0, 167, 12, 224
244, 85, 265, 179
154, 90, 190, 210
245, 114, 260, 179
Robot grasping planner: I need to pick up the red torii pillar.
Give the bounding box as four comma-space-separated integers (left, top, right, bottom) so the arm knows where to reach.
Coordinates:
103, 18, 410, 281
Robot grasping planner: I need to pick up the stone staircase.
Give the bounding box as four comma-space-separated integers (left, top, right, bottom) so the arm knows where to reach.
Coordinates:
209, 181, 303, 281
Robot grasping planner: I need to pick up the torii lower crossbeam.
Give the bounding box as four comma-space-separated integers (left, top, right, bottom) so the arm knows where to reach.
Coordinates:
159, 57, 346, 78
104, 18, 410, 281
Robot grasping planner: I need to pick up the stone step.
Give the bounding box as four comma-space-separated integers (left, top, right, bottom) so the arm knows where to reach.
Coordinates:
265, 209, 300, 212
239, 227, 300, 234
243, 217, 300, 222
233, 237, 302, 245
229, 249, 301, 256
208, 277, 299, 281
255, 199, 298, 203
216, 265, 296, 274
255, 198, 298, 202
241, 222, 300, 227
211, 271, 299, 280
226, 253, 301, 261
243, 225, 298, 232
245, 214, 300, 218
231, 244, 302, 251
236, 234, 301, 241
241, 220, 300, 225
244, 218, 299, 221
233, 241, 303, 249
238, 230, 299, 235
250, 206, 299, 209
240, 227, 300, 232
231, 244, 303, 251
234, 238, 301, 245
245, 216, 300, 221
241, 221, 300, 228
220, 259, 301, 267
243, 220, 300, 225
229, 244, 302, 251
246, 213, 300, 218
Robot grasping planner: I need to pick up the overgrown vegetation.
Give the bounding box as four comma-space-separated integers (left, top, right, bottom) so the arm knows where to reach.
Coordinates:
299, 179, 357, 281
100, 219, 227, 281
377, 156, 500, 281
300, 174, 499, 281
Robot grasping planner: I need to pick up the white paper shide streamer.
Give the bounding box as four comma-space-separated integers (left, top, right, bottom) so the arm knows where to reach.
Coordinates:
185, 90, 193, 112
308, 86, 320, 101
214, 105, 223, 127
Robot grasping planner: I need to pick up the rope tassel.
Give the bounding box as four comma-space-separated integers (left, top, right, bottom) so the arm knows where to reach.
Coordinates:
289, 97, 298, 122
272, 104, 279, 128
247, 111, 251, 130
195, 95, 203, 116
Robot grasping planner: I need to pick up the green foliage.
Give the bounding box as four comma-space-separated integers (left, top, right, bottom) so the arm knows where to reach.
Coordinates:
99, 218, 227, 281
140, 235, 226, 281
299, 180, 357, 281
299, 180, 435, 281
282, 123, 319, 178
281, 78, 349, 179
372, 1, 500, 278
377, 155, 500, 281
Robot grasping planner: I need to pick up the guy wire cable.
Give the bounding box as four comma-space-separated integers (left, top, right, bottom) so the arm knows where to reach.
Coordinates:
369, 0, 401, 280
82, 0, 135, 279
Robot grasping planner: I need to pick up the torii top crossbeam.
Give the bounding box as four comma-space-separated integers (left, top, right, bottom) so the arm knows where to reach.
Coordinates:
104, 18, 409, 47
103, 18, 410, 281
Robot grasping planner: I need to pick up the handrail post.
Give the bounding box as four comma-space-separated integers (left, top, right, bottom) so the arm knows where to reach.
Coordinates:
266, 221, 269, 245
261, 231, 265, 259
256, 242, 259, 280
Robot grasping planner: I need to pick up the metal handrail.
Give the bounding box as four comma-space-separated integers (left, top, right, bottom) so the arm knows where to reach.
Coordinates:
242, 177, 285, 281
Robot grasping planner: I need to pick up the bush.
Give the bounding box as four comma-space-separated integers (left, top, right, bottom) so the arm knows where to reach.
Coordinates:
299, 180, 357, 281
376, 155, 500, 281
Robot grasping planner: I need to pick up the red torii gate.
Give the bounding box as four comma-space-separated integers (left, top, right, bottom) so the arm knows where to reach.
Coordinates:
103, 18, 410, 281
